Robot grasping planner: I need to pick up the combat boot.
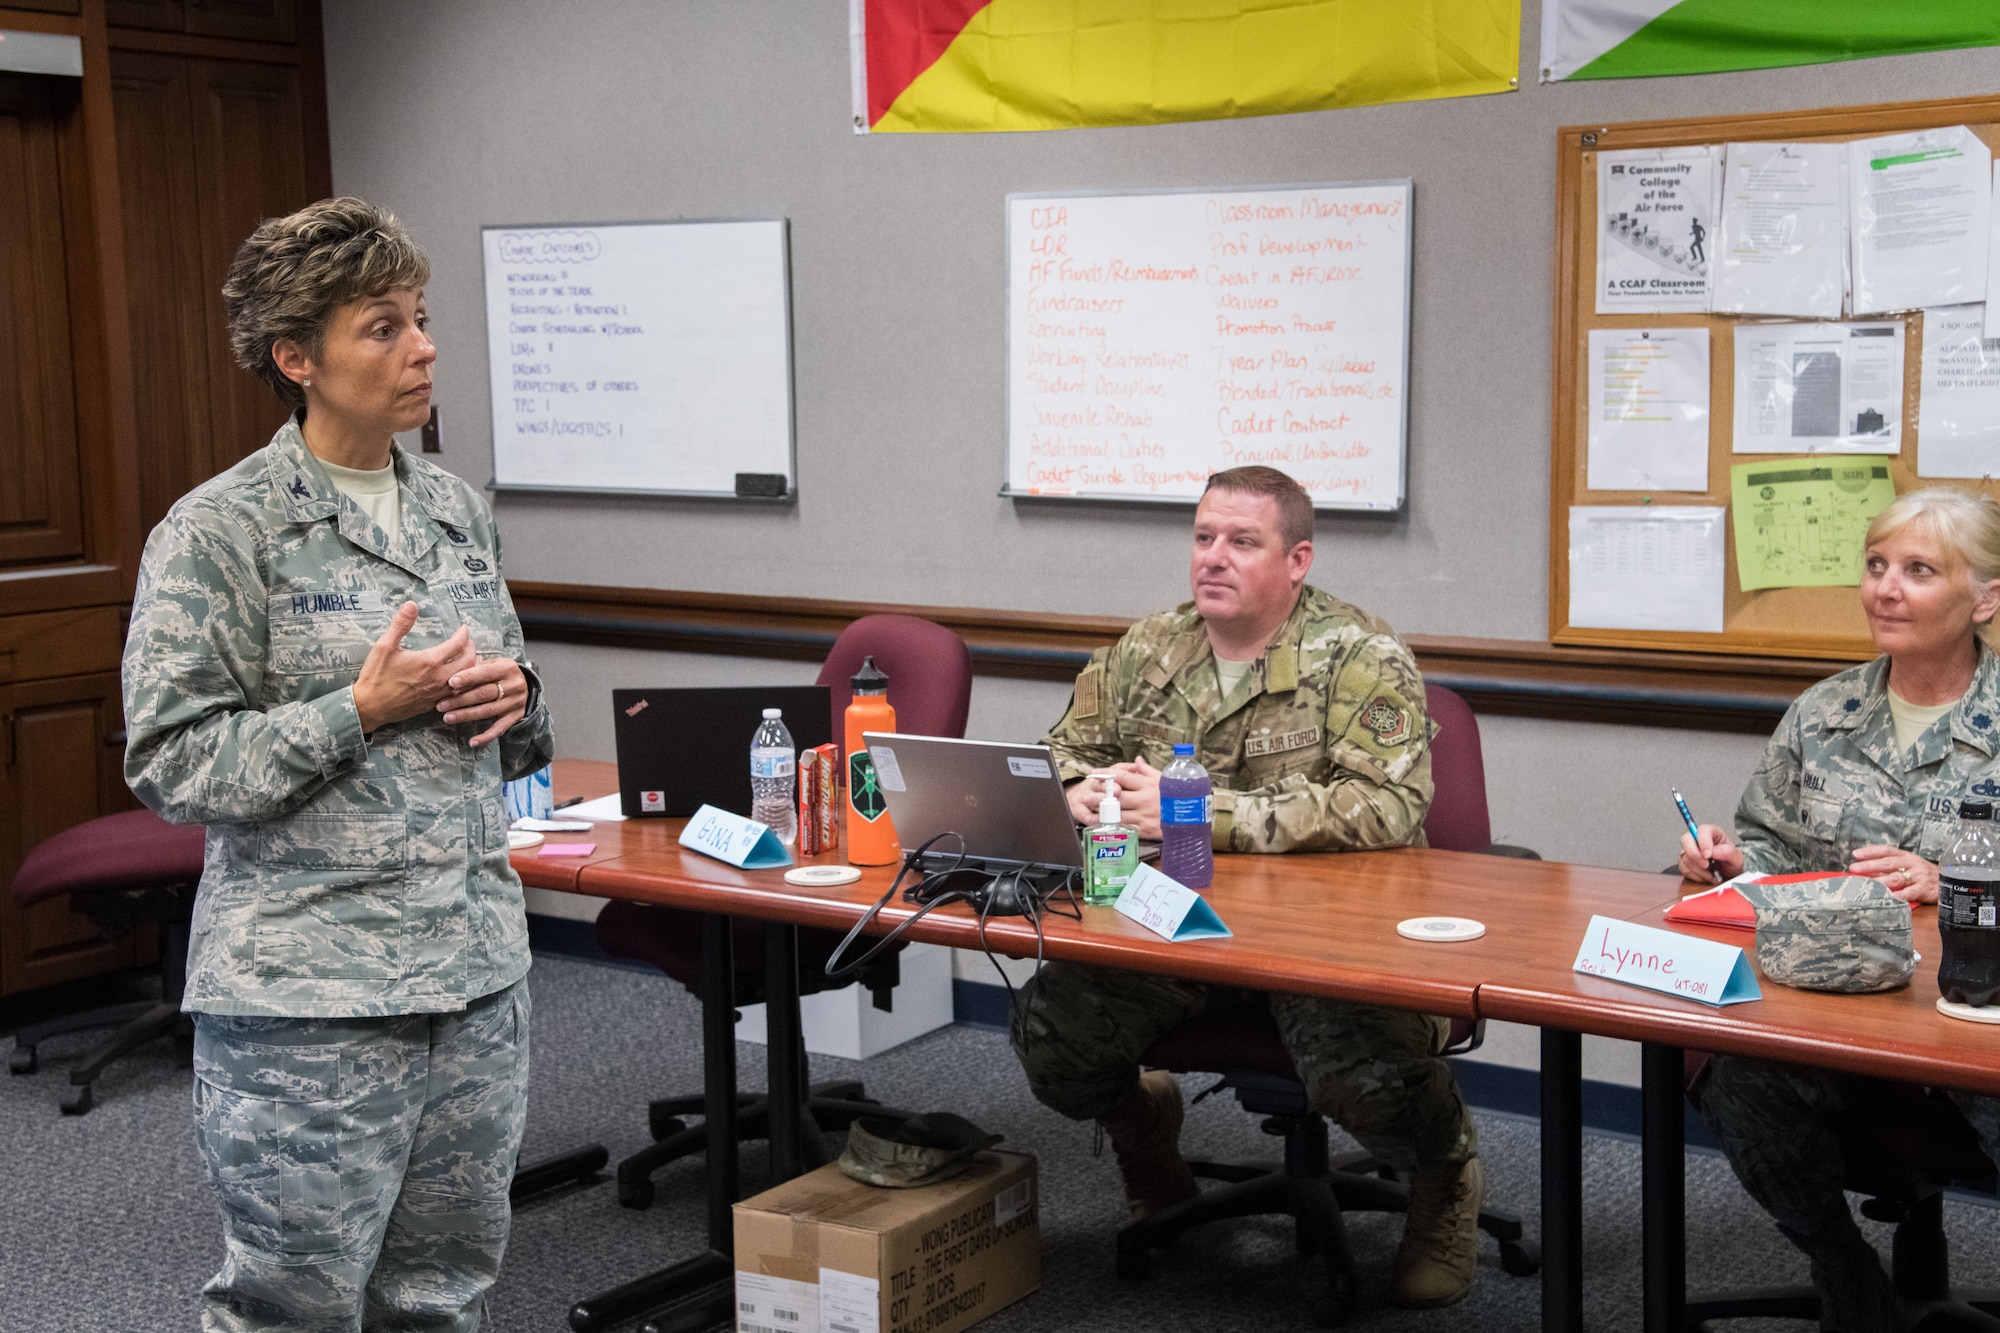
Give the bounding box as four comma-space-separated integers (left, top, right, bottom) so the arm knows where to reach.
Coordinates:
1391, 1157, 1482, 1309
1098, 1070, 1198, 1220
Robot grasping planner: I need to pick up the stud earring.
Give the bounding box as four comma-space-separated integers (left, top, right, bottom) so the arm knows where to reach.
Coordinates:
303, 378, 312, 387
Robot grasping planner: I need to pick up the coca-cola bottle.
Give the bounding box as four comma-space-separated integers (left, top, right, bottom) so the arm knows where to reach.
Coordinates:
1939, 799, 2000, 1007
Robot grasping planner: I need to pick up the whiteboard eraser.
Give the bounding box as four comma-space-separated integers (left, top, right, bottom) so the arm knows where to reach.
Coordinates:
735, 472, 788, 498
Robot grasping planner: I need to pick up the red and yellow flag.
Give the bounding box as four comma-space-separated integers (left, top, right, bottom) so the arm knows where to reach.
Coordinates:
852, 0, 1521, 134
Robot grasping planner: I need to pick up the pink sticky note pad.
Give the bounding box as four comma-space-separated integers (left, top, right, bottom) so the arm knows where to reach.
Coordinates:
538, 843, 596, 857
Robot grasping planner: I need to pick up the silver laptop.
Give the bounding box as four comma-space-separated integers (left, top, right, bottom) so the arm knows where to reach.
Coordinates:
862, 733, 1085, 872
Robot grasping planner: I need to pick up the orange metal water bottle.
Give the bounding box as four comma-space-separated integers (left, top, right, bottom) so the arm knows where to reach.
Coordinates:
843, 656, 901, 865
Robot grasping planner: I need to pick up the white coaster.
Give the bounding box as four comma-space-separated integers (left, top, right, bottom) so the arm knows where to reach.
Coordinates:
507, 830, 544, 850
1937, 997, 2000, 1024
785, 865, 863, 887
1397, 916, 1486, 943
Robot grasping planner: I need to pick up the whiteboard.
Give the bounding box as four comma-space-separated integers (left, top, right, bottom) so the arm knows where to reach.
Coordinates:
1005, 182, 1411, 511
483, 220, 795, 498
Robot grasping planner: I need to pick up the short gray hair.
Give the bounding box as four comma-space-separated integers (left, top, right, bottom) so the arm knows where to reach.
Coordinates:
1865, 487, 2000, 589
221, 197, 430, 411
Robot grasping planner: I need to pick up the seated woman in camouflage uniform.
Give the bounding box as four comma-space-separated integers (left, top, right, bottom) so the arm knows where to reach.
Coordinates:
123, 199, 554, 1331
1680, 487, 2000, 1333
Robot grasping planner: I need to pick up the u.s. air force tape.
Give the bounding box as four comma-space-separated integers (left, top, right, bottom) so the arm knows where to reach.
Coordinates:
1396, 916, 1485, 943
785, 865, 863, 887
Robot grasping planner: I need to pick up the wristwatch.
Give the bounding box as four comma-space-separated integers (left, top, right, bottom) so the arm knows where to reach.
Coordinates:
518, 659, 543, 717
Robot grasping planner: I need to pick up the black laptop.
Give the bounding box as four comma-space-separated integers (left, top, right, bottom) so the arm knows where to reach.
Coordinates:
611, 686, 835, 818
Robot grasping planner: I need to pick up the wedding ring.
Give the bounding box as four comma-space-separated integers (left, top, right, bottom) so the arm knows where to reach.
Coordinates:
494, 680, 505, 702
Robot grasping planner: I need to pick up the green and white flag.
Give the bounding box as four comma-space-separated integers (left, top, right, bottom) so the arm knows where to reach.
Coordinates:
1540, 1, 2000, 83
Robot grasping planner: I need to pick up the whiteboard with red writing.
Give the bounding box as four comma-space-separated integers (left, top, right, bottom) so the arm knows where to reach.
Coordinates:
1004, 181, 1411, 512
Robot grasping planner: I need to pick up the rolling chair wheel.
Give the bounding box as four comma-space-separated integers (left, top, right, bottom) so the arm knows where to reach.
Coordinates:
9, 1045, 36, 1075
618, 1177, 656, 1210
1500, 1237, 1542, 1277
60, 1083, 93, 1116
1114, 1234, 1150, 1281
648, 1107, 686, 1142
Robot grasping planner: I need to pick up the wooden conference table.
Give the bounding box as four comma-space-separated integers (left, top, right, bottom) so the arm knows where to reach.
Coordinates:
520, 760, 2000, 1333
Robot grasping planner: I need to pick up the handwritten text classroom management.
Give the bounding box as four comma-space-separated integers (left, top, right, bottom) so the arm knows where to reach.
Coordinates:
1007, 185, 1409, 509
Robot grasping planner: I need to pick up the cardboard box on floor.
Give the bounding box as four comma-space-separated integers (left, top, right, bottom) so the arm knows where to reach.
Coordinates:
734, 1151, 1038, 1333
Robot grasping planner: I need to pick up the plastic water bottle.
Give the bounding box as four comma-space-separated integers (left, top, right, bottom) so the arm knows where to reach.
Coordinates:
1159, 743, 1213, 889
1940, 799, 2000, 1006
750, 708, 798, 846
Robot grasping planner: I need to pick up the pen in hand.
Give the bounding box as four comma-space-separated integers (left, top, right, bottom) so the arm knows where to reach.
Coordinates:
1672, 788, 1722, 885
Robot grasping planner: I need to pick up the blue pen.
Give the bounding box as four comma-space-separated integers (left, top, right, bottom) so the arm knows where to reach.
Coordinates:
1672, 788, 1722, 884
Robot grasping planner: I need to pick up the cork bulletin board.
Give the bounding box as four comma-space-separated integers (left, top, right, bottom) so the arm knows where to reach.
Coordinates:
1550, 95, 2000, 661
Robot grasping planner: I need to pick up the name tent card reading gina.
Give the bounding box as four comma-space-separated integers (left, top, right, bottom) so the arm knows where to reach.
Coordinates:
1572, 915, 1761, 1007
678, 804, 794, 870
1114, 863, 1232, 942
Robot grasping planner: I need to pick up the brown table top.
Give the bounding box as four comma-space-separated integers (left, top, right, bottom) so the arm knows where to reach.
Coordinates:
1475, 889, 2000, 1096
525, 759, 2000, 1094
520, 760, 1678, 1018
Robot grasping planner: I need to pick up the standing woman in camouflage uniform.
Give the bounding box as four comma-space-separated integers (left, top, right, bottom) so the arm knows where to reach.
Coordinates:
123, 198, 554, 1331
1679, 488, 2000, 1333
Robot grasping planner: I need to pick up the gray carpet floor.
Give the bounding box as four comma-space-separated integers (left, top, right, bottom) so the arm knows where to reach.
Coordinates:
4, 952, 1996, 1332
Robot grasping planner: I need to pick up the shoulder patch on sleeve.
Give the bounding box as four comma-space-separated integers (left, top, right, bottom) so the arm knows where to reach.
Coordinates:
1073, 664, 1100, 720
1360, 695, 1412, 745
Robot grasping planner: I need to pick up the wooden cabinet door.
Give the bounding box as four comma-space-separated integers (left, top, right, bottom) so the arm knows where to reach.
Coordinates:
0, 74, 85, 569
105, 0, 185, 31
187, 58, 307, 475
107, 0, 294, 41
0, 672, 143, 996
111, 55, 315, 530
110, 52, 216, 537
185, 0, 296, 43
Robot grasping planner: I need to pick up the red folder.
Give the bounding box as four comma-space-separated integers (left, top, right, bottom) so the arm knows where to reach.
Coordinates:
1663, 872, 1845, 931
1664, 886, 1755, 929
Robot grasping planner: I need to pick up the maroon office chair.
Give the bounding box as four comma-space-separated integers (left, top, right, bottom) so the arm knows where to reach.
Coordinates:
813, 613, 974, 740
1118, 685, 1541, 1327
1680, 1053, 2000, 1331
594, 615, 974, 1208
7, 807, 205, 1114
1422, 683, 1538, 859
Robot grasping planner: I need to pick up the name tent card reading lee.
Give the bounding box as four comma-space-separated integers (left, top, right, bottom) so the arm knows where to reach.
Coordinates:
1572, 915, 1760, 1006
678, 804, 794, 870
1114, 863, 1232, 942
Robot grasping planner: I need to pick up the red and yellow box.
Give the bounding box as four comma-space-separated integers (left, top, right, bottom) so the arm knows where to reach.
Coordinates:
799, 743, 840, 855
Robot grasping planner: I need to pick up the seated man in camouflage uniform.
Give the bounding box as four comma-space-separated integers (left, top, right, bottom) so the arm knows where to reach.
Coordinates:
1008, 465, 1483, 1310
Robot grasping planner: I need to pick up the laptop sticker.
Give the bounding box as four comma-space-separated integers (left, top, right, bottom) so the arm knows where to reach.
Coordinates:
869, 745, 907, 793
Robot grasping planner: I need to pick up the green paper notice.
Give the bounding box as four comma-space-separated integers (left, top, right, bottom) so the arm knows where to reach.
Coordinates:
1731, 459, 1895, 591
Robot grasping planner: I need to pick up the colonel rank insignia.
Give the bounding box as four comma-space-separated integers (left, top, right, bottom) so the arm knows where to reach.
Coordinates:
1362, 696, 1410, 745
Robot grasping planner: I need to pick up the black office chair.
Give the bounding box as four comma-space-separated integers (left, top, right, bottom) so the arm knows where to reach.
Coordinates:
591, 909, 912, 1206
1114, 686, 1542, 1327
593, 614, 973, 1208
1123, 1007, 1539, 1326
1684, 1062, 2000, 1332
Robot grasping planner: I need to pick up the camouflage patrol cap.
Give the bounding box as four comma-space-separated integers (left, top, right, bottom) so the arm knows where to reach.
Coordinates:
1738, 875, 1916, 994
837, 1113, 1003, 1189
